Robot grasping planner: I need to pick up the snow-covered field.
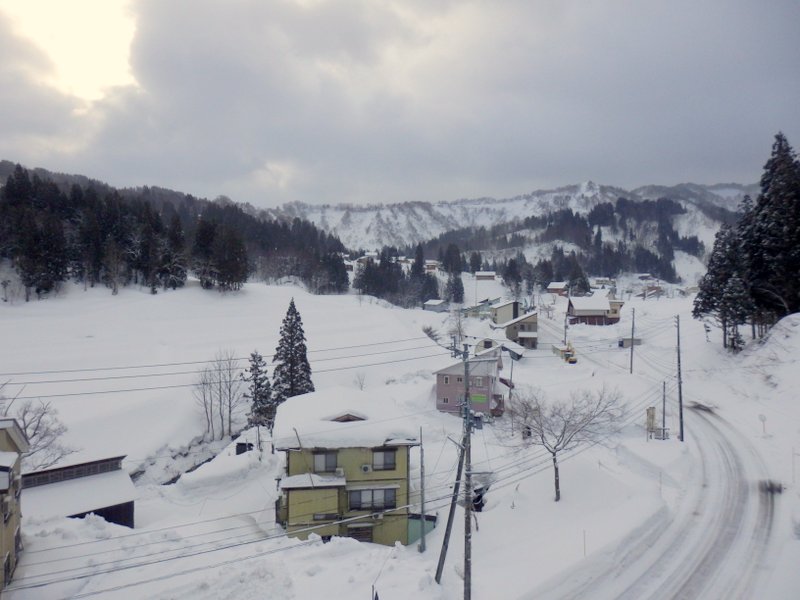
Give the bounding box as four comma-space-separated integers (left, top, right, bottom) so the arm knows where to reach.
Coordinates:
1, 278, 798, 599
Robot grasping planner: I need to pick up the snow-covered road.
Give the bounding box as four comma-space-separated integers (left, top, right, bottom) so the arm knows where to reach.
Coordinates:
526, 405, 775, 600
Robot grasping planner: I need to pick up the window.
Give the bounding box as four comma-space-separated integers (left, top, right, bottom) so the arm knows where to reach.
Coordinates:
313, 452, 337, 473
474, 377, 483, 387
348, 526, 373, 542
442, 397, 449, 404
348, 488, 397, 510
373, 449, 396, 471
313, 513, 338, 521
443, 376, 449, 385
456, 376, 463, 383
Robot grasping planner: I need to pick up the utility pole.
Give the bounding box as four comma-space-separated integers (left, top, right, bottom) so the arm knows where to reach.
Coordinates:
435, 435, 465, 584
463, 344, 473, 600
418, 427, 426, 553
436, 342, 472, 596
630, 307, 635, 374
662, 381, 666, 438
676, 315, 684, 442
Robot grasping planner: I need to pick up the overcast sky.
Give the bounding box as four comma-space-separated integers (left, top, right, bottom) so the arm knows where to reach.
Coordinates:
1, 0, 798, 208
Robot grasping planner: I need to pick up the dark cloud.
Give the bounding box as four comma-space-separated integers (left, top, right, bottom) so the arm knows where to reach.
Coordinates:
3, 1, 799, 206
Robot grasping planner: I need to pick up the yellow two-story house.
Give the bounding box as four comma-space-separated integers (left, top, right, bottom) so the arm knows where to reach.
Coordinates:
274, 388, 420, 546
0, 419, 29, 589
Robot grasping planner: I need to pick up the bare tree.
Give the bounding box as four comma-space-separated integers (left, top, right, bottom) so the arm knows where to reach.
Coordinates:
447, 307, 465, 345
0, 381, 76, 471
509, 386, 624, 501
210, 350, 244, 438
353, 371, 366, 391
193, 366, 216, 440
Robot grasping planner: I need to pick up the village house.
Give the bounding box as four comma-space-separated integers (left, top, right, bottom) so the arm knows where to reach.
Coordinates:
474, 338, 526, 360
475, 271, 496, 281
546, 281, 569, 296
567, 294, 624, 325
423, 298, 449, 313
461, 297, 501, 319
490, 300, 519, 324
22, 456, 137, 528
491, 310, 539, 349
434, 356, 508, 416
424, 260, 440, 273
0, 419, 29, 589
274, 388, 428, 546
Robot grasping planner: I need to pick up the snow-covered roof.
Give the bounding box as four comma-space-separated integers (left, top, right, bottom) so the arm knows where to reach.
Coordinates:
493, 311, 538, 328
0, 451, 18, 469
424, 299, 447, 306
546, 281, 568, 289
569, 295, 611, 312
475, 271, 496, 277
434, 357, 499, 378
273, 387, 419, 450
22, 469, 136, 520
517, 332, 538, 338
490, 299, 516, 310
280, 473, 346, 490
0, 419, 29, 453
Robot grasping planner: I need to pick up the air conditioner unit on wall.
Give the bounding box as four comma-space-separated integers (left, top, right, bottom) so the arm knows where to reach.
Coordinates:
334, 467, 345, 477
361, 464, 372, 474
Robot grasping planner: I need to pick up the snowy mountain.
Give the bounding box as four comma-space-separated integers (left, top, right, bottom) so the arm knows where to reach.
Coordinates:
265, 181, 756, 251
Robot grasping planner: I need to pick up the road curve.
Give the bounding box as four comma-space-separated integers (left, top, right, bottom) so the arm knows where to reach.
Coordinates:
523, 407, 775, 600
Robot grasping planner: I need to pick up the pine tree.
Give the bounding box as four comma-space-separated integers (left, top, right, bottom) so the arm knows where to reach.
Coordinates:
243, 351, 274, 429
693, 225, 742, 348
469, 251, 481, 274
420, 273, 440, 303
444, 273, 464, 303
719, 275, 752, 353
411, 243, 425, 279
192, 218, 216, 289
747, 133, 800, 316
212, 226, 248, 291
272, 298, 314, 405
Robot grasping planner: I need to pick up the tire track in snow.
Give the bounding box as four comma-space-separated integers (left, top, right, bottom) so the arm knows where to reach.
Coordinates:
523, 407, 773, 600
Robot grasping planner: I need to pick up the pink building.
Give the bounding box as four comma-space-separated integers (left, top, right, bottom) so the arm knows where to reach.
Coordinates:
434, 356, 507, 416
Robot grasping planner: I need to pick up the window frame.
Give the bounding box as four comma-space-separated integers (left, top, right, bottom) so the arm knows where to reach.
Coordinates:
372, 449, 397, 471
348, 488, 397, 511
312, 451, 338, 473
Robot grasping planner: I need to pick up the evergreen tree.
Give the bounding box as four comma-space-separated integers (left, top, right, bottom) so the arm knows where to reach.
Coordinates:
442, 243, 462, 274
243, 351, 274, 430
719, 275, 752, 352
420, 273, 440, 303
444, 273, 464, 303
693, 225, 741, 348
502, 258, 522, 298
319, 253, 349, 294
469, 251, 481, 274
159, 214, 187, 290
411, 243, 425, 279
747, 133, 800, 316
212, 226, 248, 291
272, 298, 314, 404
192, 218, 216, 288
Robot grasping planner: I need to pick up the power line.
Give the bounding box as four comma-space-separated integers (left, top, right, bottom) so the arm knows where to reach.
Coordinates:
6, 344, 437, 387
10, 350, 452, 400
0, 336, 431, 378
